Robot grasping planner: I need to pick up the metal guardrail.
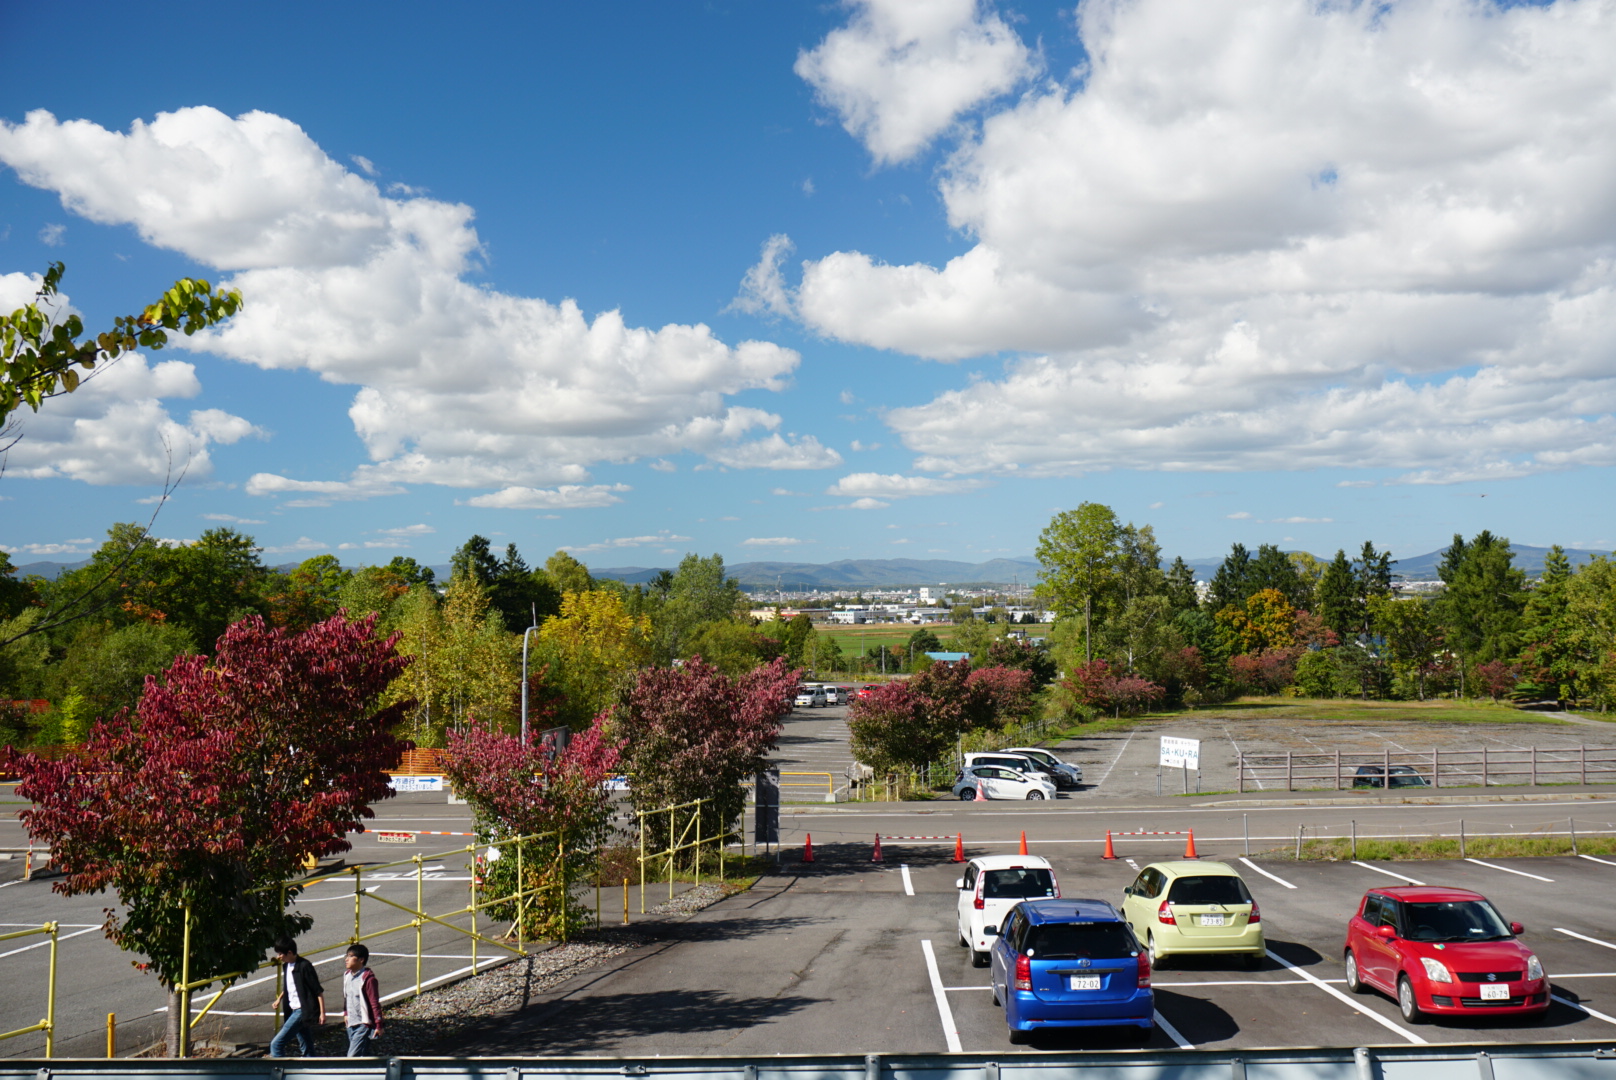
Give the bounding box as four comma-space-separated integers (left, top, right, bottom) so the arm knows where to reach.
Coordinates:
0, 923, 56, 1056
4, 1043, 1616, 1079
1237, 745, 1616, 792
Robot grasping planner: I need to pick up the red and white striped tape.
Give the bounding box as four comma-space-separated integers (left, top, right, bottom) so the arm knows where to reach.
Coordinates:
878, 835, 956, 840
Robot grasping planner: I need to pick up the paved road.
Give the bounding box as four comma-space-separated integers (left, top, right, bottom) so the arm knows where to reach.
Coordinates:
9, 781, 1616, 1057
771, 701, 856, 794
444, 796, 1616, 1055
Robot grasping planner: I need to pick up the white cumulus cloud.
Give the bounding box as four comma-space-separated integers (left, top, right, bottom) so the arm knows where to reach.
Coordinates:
795, 0, 1034, 165
780, 0, 1616, 484
742, 536, 806, 546
0, 107, 817, 497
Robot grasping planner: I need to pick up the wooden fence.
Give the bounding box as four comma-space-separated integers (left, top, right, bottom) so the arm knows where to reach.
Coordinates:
1237, 745, 1616, 792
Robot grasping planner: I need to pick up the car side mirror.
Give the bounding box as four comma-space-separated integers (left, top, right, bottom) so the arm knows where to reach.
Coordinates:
1123, 886, 1134, 896
984, 925, 999, 936
955, 879, 965, 890
1376, 924, 1397, 940
1510, 921, 1524, 935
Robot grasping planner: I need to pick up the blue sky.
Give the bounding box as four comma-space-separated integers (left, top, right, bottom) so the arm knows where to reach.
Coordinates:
3, 0, 1615, 572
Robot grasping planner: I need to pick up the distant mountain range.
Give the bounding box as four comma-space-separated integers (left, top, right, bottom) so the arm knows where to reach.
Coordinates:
15, 544, 1613, 587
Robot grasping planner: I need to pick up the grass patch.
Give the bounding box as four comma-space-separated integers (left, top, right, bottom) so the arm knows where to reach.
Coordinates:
1293, 835, 1616, 861
1139, 696, 1569, 726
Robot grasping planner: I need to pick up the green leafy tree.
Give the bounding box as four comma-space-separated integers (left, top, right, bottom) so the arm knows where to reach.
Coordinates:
1207, 543, 1255, 613
545, 550, 595, 596
49, 620, 196, 722
265, 554, 351, 631
1370, 596, 1443, 701
1035, 503, 1123, 664
0, 551, 38, 619
2, 262, 241, 428
451, 534, 500, 588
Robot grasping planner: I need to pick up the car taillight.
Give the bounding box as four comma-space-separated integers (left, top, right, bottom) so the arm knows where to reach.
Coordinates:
1248, 902, 1260, 924
974, 877, 985, 910
1014, 954, 1032, 991
1052, 872, 1061, 899
1157, 900, 1176, 925
1137, 950, 1151, 988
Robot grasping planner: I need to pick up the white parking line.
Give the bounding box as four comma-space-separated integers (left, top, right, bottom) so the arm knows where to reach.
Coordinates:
1465, 858, 1554, 882
943, 985, 995, 991
1154, 1010, 1194, 1048
1091, 729, 1135, 789
1155, 978, 1334, 987
1549, 972, 1616, 978
901, 864, 915, 896
921, 939, 963, 1052
1352, 861, 1426, 886
1555, 928, 1616, 952
1552, 994, 1616, 1025
1239, 857, 1296, 889
1579, 854, 1616, 868
1264, 949, 1426, 1044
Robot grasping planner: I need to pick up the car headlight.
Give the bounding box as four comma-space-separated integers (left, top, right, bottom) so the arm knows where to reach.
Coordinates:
1420, 957, 1453, 983
1527, 954, 1544, 980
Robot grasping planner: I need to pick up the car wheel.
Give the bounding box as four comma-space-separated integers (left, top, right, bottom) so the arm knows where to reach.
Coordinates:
959, 787, 977, 801
1397, 975, 1425, 1024
1026, 790, 1045, 800
971, 948, 990, 968
992, 983, 1001, 1007
1007, 1028, 1030, 1045
1344, 951, 1364, 993
1148, 933, 1166, 970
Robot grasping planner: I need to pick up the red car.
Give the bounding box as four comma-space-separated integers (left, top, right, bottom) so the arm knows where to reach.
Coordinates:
1342, 886, 1549, 1023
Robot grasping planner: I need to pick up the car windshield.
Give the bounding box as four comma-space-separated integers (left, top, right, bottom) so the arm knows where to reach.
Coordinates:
982, 868, 1056, 899
1025, 922, 1135, 959
1402, 900, 1513, 942
1167, 875, 1252, 906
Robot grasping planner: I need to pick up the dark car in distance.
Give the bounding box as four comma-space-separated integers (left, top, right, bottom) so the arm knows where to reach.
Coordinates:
1353, 764, 1430, 789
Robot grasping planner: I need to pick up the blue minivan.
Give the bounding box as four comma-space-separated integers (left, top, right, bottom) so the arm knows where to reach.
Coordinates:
989, 898, 1154, 1043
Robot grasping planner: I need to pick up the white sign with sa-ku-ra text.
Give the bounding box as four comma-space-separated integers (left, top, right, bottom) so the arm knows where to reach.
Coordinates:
1160, 736, 1200, 770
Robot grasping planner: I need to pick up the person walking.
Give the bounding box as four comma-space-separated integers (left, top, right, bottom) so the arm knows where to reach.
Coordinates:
341, 944, 384, 1056
269, 937, 325, 1057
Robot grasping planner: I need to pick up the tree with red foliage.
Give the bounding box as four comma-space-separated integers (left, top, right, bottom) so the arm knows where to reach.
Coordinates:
850, 661, 1040, 773
441, 716, 620, 938
1, 614, 412, 1054
611, 656, 797, 855
1063, 660, 1114, 711
1228, 649, 1300, 695
1473, 659, 1521, 703
1061, 659, 1167, 716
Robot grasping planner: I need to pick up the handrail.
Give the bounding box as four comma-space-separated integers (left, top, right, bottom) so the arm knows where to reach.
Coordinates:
0, 922, 56, 1057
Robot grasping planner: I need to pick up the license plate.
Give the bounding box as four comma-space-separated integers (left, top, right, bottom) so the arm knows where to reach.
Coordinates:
1070, 975, 1102, 990
1201, 914, 1226, 926
1480, 984, 1510, 1001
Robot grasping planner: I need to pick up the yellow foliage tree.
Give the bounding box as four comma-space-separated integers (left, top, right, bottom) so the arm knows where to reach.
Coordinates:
1215, 588, 1297, 654
537, 588, 652, 726
384, 580, 518, 746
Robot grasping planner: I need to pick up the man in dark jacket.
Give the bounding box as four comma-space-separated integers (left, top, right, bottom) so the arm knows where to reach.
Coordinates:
270, 937, 325, 1057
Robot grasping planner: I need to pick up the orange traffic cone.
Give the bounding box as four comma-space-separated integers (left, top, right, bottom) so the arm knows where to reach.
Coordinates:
1018, 830, 1028, 856
1184, 829, 1199, 859
872, 834, 884, 862
952, 833, 965, 863
803, 833, 814, 863
1102, 830, 1117, 860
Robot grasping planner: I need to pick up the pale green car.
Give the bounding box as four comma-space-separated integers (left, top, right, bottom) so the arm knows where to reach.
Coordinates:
1120, 860, 1265, 969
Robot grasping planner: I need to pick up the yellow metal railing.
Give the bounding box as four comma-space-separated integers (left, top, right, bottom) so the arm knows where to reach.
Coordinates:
173, 829, 561, 1056
636, 797, 741, 913
0, 922, 57, 1057
780, 771, 833, 795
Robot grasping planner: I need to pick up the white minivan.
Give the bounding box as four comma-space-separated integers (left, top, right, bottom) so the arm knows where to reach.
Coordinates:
955, 854, 1060, 966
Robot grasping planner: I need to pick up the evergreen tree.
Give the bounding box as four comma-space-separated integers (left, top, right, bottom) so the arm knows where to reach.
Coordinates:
487, 543, 562, 634
1355, 541, 1396, 603
1206, 543, 1253, 614
1436, 531, 1526, 697
1519, 545, 1577, 704
450, 534, 500, 587
1164, 556, 1199, 616
1249, 544, 1310, 609
1316, 549, 1359, 637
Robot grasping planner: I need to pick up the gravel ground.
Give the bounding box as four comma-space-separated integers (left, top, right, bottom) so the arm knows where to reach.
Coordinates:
264, 880, 743, 1058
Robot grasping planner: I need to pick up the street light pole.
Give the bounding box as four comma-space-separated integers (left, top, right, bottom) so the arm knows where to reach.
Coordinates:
520, 621, 540, 744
